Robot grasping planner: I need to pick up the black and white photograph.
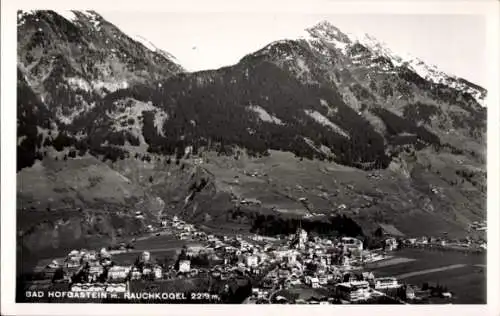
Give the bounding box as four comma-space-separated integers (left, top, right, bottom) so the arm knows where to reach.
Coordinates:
2, 0, 499, 315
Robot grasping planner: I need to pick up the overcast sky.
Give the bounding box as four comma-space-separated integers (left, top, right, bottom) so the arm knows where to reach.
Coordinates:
100, 13, 486, 86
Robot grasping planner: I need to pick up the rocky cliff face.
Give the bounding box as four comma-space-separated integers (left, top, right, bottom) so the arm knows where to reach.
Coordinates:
17, 10, 183, 170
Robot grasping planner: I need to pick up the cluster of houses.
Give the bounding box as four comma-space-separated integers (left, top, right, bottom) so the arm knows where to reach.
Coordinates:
374, 223, 486, 252
247, 228, 407, 304
161, 217, 415, 304
168, 216, 198, 240
244, 223, 464, 304
40, 247, 169, 295
401, 234, 487, 252
32, 214, 475, 304
167, 217, 277, 276
39, 239, 230, 297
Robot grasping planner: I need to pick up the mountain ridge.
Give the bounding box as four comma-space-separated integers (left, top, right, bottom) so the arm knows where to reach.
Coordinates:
16, 10, 486, 174
264, 20, 487, 106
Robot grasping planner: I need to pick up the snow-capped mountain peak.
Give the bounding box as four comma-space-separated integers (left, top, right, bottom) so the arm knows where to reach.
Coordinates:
302, 20, 486, 106
300, 20, 352, 53
305, 20, 352, 44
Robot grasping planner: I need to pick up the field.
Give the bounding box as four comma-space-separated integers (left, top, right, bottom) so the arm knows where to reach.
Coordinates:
17, 156, 146, 210
200, 150, 484, 238
273, 286, 331, 302
132, 233, 187, 251
112, 234, 189, 265
366, 248, 486, 304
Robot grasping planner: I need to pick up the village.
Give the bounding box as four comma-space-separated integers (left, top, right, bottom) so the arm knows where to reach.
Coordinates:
23, 215, 487, 304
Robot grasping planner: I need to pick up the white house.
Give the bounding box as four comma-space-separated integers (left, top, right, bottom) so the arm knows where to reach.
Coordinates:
141, 251, 151, 263
299, 229, 308, 248
105, 283, 127, 293
246, 255, 258, 267
335, 281, 372, 302
135, 211, 143, 217
100, 248, 111, 258
101, 258, 113, 267
341, 237, 363, 253
48, 260, 60, 269
417, 237, 429, 245
108, 266, 130, 281
71, 283, 106, 293
406, 286, 416, 300
186, 243, 205, 257
142, 267, 153, 276
130, 268, 142, 280
318, 276, 328, 285
374, 277, 400, 290
310, 277, 320, 288
406, 238, 417, 245
89, 266, 103, 278
179, 260, 191, 273
385, 238, 398, 251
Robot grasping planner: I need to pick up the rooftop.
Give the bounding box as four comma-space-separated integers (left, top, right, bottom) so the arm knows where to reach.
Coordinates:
336, 281, 370, 288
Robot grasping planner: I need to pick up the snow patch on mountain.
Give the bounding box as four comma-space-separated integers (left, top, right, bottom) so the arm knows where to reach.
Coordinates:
52, 10, 101, 30
302, 21, 351, 54
305, 21, 351, 43
131, 35, 180, 64
53, 10, 78, 22
304, 109, 349, 139
87, 17, 101, 31
132, 35, 158, 52
79, 11, 100, 21
156, 49, 180, 64
351, 33, 486, 106
248, 105, 284, 125
405, 59, 486, 107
